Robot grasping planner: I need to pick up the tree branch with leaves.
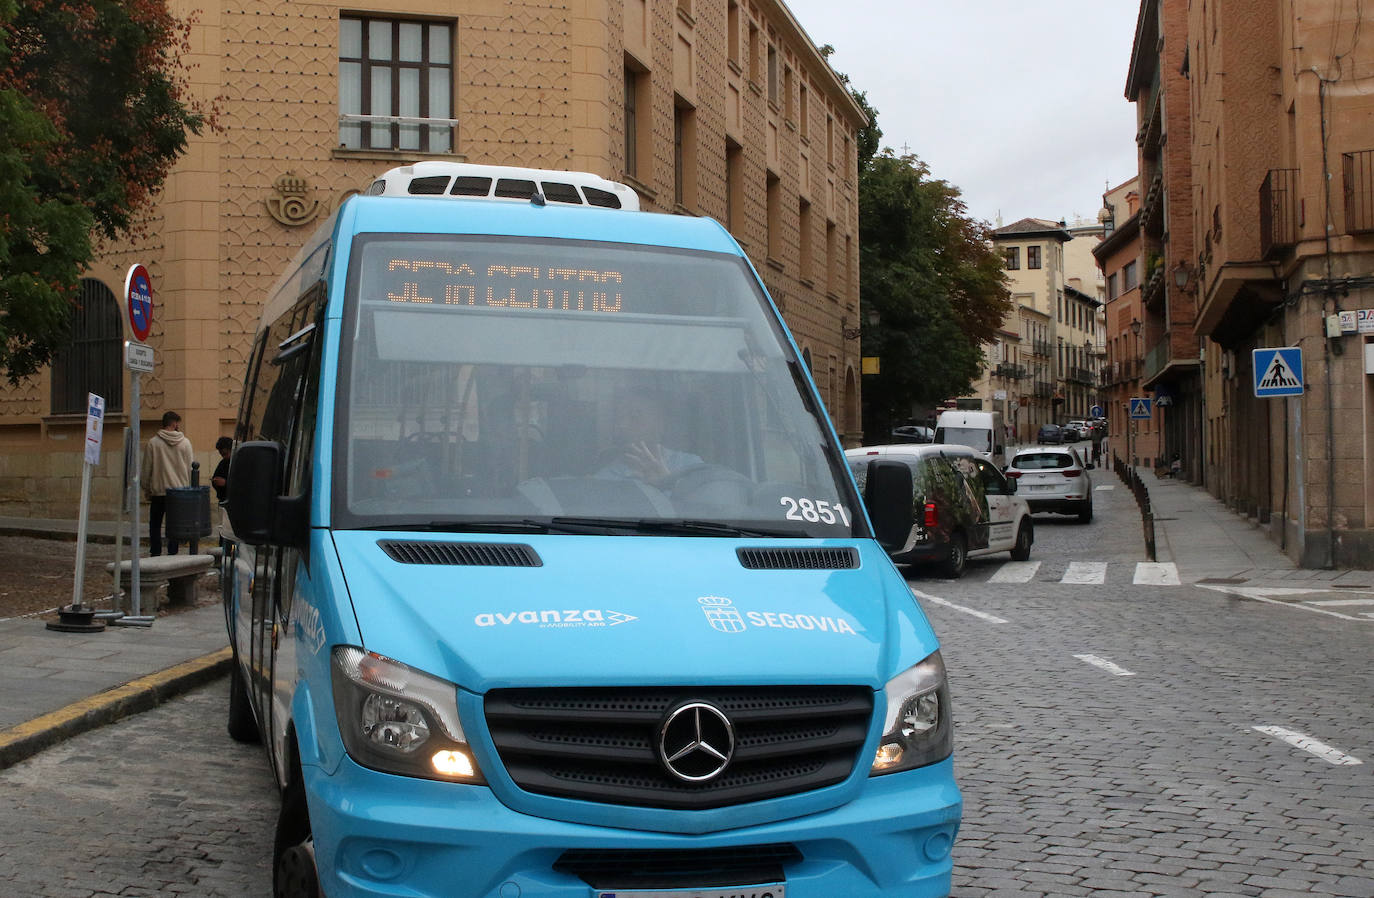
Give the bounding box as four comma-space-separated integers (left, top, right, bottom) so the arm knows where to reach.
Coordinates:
0, 0, 208, 381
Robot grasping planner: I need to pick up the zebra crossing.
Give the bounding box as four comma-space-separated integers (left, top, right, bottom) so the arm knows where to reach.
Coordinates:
965, 559, 1181, 586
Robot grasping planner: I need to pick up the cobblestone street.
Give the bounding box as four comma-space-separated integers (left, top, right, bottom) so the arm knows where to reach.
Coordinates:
0, 685, 273, 896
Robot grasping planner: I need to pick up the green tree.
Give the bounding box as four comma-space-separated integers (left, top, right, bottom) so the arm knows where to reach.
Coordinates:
0, 0, 205, 381
852, 90, 1010, 440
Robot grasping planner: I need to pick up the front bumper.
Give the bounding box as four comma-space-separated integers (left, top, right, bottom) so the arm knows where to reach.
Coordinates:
305, 754, 962, 897
1025, 496, 1088, 513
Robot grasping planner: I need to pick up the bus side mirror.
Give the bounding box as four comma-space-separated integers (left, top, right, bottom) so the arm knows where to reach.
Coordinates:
863, 460, 915, 551
225, 441, 308, 549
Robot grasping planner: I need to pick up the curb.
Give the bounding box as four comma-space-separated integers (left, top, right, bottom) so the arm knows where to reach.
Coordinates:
0, 646, 232, 770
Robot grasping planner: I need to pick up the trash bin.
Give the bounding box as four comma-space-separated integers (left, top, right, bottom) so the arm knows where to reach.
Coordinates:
165, 485, 213, 541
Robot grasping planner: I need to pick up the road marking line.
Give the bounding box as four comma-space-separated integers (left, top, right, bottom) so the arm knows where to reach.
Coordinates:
1133, 562, 1180, 586
1306, 597, 1374, 607
910, 588, 1008, 624
1061, 561, 1107, 584
1251, 726, 1363, 766
1195, 583, 1370, 621
1094, 485, 1115, 491
1073, 654, 1136, 676
989, 561, 1040, 583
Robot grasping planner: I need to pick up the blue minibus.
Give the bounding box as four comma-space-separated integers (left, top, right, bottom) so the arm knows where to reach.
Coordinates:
223, 162, 961, 898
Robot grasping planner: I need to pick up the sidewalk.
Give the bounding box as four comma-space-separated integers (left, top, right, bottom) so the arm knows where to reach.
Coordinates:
0, 516, 230, 768
1137, 468, 1373, 587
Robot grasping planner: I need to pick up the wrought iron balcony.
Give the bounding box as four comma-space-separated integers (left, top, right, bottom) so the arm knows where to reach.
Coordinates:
1259, 168, 1300, 258
1344, 149, 1374, 234
993, 362, 1027, 380
1033, 381, 1054, 399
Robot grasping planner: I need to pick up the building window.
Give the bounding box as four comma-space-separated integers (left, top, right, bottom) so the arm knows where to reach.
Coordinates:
1027, 245, 1042, 269
1106, 272, 1118, 300
767, 43, 778, 107
783, 66, 794, 121
825, 220, 838, 293
339, 17, 453, 152
799, 82, 809, 139
748, 23, 761, 83
766, 170, 782, 261
1004, 247, 1020, 269
799, 199, 813, 281
51, 279, 123, 415
1123, 260, 1138, 290
673, 97, 696, 208
726, 139, 744, 234
727, 0, 740, 65
826, 115, 834, 166
624, 60, 650, 180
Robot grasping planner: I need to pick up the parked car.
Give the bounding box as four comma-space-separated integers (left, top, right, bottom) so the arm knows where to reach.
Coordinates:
890, 424, 935, 444
846, 443, 1033, 577
1006, 446, 1094, 522
1036, 423, 1064, 445
1063, 420, 1089, 442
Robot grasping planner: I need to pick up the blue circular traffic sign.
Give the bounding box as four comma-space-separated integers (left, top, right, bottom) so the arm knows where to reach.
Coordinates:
124, 264, 153, 342
1090, 405, 1104, 417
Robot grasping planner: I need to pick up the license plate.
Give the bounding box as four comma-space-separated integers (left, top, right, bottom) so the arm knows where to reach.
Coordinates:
596, 886, 784, 898
1028, 484, 1056, 491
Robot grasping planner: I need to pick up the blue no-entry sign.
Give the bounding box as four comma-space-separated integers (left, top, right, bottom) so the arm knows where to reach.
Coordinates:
1253, 347, 1304, 397
124, 264, 153, 343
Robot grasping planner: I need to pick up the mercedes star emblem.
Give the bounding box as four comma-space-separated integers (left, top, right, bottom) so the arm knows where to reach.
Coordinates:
658, 701, 736, 782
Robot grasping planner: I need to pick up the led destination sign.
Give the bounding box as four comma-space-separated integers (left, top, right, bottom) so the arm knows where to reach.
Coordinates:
381, 258, 624, 313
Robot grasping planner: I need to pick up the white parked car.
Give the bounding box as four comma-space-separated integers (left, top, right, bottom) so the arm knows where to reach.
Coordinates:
846, 443, 1034, 575
1006, 446, 1094, 523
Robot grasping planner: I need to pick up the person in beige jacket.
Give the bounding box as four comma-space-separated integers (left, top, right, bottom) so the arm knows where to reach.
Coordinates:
143, 411, 194, 556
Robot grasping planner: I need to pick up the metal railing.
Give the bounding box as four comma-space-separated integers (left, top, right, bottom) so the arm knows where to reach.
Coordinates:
1114, 452, 1156, 562
1259, 168, 1300, 258
1344, 149, 1374, 234
994, 362, 1027, 380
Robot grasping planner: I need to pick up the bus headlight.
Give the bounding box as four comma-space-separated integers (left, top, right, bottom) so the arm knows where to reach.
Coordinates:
871, 651, 953, 775
331, 646, 484, 783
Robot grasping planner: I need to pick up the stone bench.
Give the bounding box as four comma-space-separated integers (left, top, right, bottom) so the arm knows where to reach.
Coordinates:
106, 554, 216, 610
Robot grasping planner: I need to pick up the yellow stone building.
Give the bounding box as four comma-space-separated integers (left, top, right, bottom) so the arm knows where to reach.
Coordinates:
0, 0, 864, 519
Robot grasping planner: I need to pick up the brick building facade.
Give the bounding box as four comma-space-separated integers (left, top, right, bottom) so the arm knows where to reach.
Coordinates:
0, 0, 864, 520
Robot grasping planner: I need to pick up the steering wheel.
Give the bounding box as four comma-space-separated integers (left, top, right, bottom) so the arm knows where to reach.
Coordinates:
658, 463, 753, 504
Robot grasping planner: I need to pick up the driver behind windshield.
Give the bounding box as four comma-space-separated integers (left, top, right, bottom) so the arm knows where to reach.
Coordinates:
595, 391, 702, 486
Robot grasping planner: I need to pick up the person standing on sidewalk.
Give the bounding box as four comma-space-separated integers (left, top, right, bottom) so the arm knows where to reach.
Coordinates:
143, 411, 194, 556
212, 436, 233, 540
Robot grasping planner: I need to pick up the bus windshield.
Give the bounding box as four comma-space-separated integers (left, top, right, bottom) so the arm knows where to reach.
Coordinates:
334, 235, 862, 538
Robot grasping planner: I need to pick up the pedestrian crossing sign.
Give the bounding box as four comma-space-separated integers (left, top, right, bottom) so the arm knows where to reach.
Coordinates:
1253, 347, 1304, 397
1129, 397, 1152, 419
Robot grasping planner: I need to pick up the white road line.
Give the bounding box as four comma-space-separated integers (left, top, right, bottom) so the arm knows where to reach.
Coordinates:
989, 561, 1041, 583
1306, 597, 1374, 607
910, 588, 1009, 624
1061, 561, 1107, 584
1195, 583, 1371, 621
1133, 562, 1181, 586
1073, 654, 1136, 676
1094, 484, 1115, 491
1251, 726, 1363, 766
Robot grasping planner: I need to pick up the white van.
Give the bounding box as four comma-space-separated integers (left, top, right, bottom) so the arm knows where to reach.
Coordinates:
934, 410, 1006, 468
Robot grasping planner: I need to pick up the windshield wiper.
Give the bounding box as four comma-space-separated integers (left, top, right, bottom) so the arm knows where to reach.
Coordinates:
546, 516, 803, 537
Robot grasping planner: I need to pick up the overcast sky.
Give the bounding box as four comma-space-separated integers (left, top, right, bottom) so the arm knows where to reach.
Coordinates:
783, 1, 1142, 229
